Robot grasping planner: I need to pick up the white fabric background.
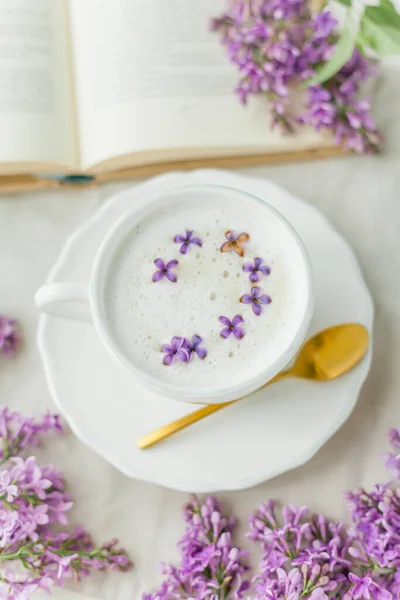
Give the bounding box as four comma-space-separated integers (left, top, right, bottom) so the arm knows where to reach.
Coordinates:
1, 58, 400, 600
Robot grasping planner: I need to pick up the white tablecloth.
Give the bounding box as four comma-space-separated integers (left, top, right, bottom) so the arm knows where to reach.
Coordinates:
2, 59, 400, 600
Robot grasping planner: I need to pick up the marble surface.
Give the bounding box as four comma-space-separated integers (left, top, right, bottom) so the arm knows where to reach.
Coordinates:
1, 57, 400, 600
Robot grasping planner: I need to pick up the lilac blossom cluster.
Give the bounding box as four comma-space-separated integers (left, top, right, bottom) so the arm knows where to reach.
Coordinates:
248, 423, 400, 599
145, 426, 400, 599
248, 502, 352, 599
143, 495, 250, 600
0, 407, 131, 599
211, 0, 382, 153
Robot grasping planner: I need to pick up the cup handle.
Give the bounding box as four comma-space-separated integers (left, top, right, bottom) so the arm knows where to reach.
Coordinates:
35, 283, 92, 323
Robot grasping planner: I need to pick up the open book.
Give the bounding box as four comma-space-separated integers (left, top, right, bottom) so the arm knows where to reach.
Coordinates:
0, 0, 340, 193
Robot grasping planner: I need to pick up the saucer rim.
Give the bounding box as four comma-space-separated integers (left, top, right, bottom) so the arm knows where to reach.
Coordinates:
37, 169, 374, 492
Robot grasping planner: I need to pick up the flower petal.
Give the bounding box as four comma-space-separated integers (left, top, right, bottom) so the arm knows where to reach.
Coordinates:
166, 259, 179, 268
176, 349, 190, 363
259, 294, 272, 305
236, 233, 249, 244
152, 270, 164, 282
232, 314, 244, 326
251, 286, 260, 298
233, 244, 244, 257
163, 353, 175, 366
185, 230, 194, 239
182, 338, 192, 350
218, 316, 231, 327
233, 327, 245, 340
179, 243, 189, 255
249, 271, 259, 283
252, 303, 262, 316
259, 265, 271, 275
166, 271, 177, 283
154, 258, 165, 269
243, 263, 253, 272
174, 234, 186, 243
225, 230, 236, 241
171, 336, 185, 349
220, 327, 232, 339
254, 257, 262, 268
196, 347, 208, 360
191, 237, 203, 247
220, 241, 234, 253
161, 344, 172, 353
191, 334, 203, 347
240, 294, 253, 304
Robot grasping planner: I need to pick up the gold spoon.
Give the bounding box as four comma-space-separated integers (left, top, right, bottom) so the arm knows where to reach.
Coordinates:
137, 323, 369, 449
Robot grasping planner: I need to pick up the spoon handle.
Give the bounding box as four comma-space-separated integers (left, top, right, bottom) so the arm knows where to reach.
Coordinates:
136, 370, 289, 449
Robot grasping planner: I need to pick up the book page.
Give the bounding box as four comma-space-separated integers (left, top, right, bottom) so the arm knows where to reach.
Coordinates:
0, 0, 77, 171
69, 0, 327, 171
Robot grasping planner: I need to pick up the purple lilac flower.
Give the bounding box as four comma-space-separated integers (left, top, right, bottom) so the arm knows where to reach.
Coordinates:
299, 52, 382, 153
0, 316, 18, 355
344, 481, 400, 598
0, 471, 18, 502
143, 495, 249, 600
388, 426, 400, 447
152, 258, 179, 283
219, 315, 245, 339
313, 8, 338, 39
0, 408, 62, 464
382, 426, 400, 480
211, 1, 382, 153
0, 409, 131, 598
220, 230, 250, 257
249, 501, 350, 599
173, 230, 203, 254
382, 452, 400, 479
344, 574, 374, 599
243, 257, 271, 282
161, 337, 190, 366
183, 335, 207, 360
240, 286, 271, 316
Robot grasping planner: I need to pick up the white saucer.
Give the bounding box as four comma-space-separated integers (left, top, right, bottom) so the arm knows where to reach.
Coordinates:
37, 170, 374, 493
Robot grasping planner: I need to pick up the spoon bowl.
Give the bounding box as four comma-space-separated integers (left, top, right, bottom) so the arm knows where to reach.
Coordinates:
137, 323, 369, 449
278, 323, 370, 382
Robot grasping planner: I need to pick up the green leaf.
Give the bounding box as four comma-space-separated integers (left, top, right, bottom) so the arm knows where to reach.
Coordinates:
379, 0, 399, 12
362, 16, 400, 55
365, 5, 400, 30
304, 28, 356, 86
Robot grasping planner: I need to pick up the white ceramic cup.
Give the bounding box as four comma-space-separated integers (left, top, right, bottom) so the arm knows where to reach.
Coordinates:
35, 184, 313, 404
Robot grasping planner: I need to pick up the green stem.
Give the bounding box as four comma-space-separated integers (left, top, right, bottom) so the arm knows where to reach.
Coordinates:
1, 438, 10, 465
0, 545, 34, 561
0, 543, 117, 564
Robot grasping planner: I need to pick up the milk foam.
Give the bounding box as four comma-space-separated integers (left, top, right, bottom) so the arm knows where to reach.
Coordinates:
105, 186, 310, 394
